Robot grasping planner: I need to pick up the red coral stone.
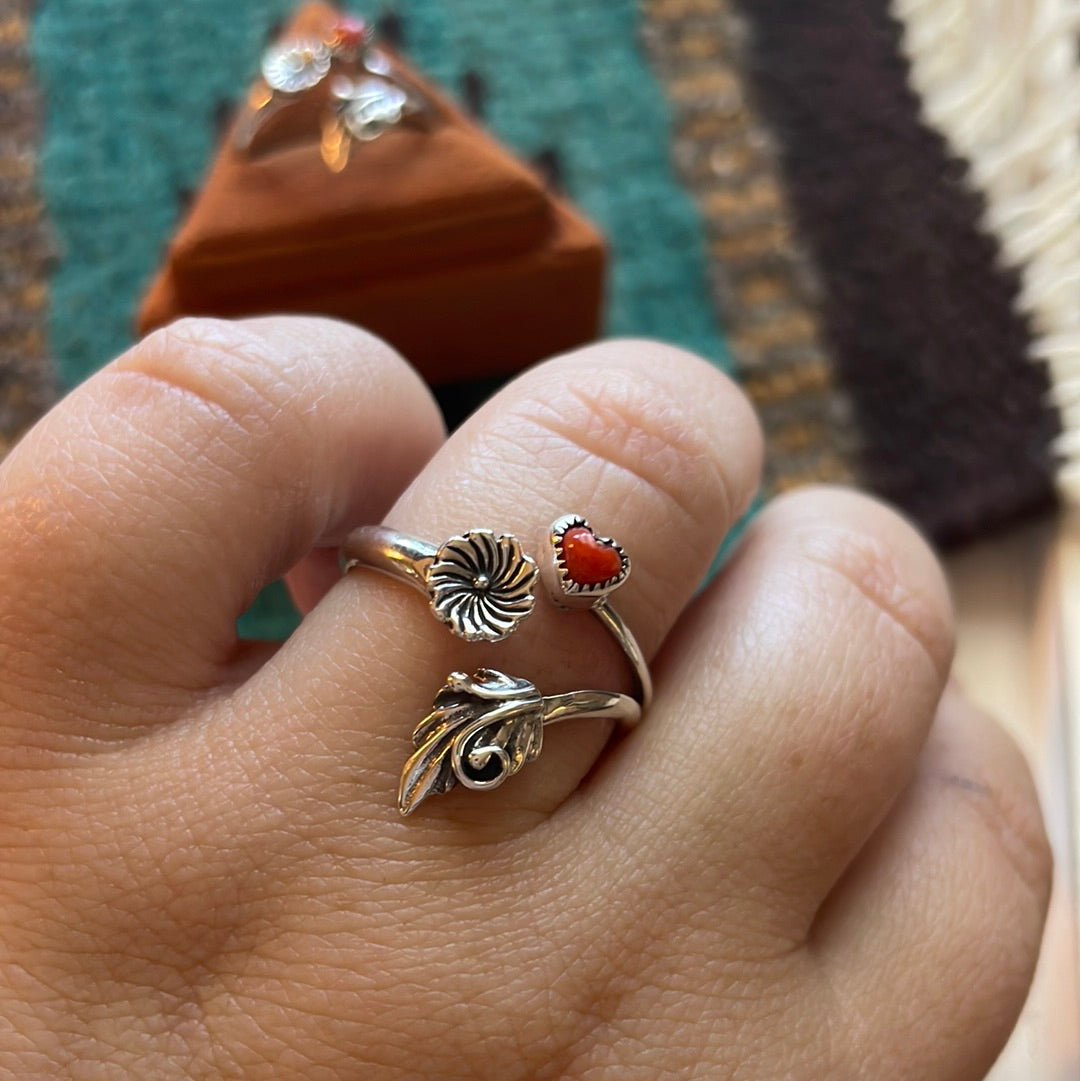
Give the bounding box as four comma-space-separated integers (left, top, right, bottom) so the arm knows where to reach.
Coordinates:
331, 16, 369, 53
561, 526, 623, 586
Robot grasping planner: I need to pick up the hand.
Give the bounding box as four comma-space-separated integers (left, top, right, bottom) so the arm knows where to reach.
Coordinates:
0, 317, 1050, 1079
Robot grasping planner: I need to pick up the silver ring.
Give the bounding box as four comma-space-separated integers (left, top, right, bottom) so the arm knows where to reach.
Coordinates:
234, 18, 432, 169
340, 517, 653, 814
340, 518, 651, 706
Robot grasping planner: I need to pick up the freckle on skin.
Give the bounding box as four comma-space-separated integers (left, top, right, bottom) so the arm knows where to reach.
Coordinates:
788, 751, 805, 770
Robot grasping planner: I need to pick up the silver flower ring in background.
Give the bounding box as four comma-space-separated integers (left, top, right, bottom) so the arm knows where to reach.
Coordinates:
340, 517, 652, 814
234, 15, 432, 171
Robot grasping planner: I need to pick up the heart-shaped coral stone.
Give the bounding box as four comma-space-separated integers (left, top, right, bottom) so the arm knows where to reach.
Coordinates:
561, 526, 624, 586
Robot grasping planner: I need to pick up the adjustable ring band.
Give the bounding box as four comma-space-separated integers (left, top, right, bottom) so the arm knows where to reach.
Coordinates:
340, 518, 652, 707
340, 516, 652, 815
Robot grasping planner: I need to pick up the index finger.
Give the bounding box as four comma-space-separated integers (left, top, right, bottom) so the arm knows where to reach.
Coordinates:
0, 316, 444, 736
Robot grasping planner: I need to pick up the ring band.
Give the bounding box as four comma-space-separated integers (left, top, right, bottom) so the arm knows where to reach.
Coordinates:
341, 519, 652, 707
544, 514, 653, 709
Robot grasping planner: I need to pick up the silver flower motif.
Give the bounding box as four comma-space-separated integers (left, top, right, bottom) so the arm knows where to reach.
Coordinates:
399, 669, 544, 815
334, 77, 408, 141
261, 39, 333, 94
425, 530, 538, 643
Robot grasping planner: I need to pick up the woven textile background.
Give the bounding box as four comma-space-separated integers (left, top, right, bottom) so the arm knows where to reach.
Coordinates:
32, 0, 741, 637
18, 0, 1077, 635
0, 0, 53, 457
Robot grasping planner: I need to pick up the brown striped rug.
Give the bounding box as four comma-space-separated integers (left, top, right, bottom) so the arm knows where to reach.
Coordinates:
0, 0, 53, 457
7, 0, 1080, 548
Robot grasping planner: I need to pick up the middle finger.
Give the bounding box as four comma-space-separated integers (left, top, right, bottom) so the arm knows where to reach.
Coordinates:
239, 339, 762, 832
573, 487, 954, 939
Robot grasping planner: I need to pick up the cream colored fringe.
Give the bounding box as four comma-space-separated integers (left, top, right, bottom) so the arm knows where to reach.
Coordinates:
894, 0, 1080, 502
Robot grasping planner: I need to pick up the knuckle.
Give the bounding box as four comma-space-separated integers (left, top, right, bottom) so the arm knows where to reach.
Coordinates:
121, 317, 309, 427
121, 315, 404, 433
504, 340, 761, 533
940, 770, 1051, 1060
946, 723, 1053, 913
777, 487, 955, 683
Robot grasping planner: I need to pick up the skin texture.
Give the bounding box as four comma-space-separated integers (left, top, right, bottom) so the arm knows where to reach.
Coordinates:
0, 316, 1052, 1079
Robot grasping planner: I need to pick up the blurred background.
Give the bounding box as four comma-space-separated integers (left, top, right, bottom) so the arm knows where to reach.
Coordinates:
1, 1, 1077, 1075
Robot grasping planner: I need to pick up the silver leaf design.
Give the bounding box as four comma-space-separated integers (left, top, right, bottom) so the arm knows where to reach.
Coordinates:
398, 669, 544, 815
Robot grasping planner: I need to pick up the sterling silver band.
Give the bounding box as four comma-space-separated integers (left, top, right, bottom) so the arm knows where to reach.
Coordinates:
541, 687, 642, 728
590, 600, 652, 710
341, 523, 651, 707
342, 526, 433, 589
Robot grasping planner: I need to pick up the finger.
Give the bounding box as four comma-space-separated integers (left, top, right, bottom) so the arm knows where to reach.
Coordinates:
238, 339, 763, 830
814, 686, 1051, 1080
568, 487, 954, 935
285, 547, 343, 615
0, 316, 443, 726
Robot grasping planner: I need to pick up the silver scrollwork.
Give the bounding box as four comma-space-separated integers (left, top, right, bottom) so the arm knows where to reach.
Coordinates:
397, 669, 645, 815
398, 669, 545, 815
